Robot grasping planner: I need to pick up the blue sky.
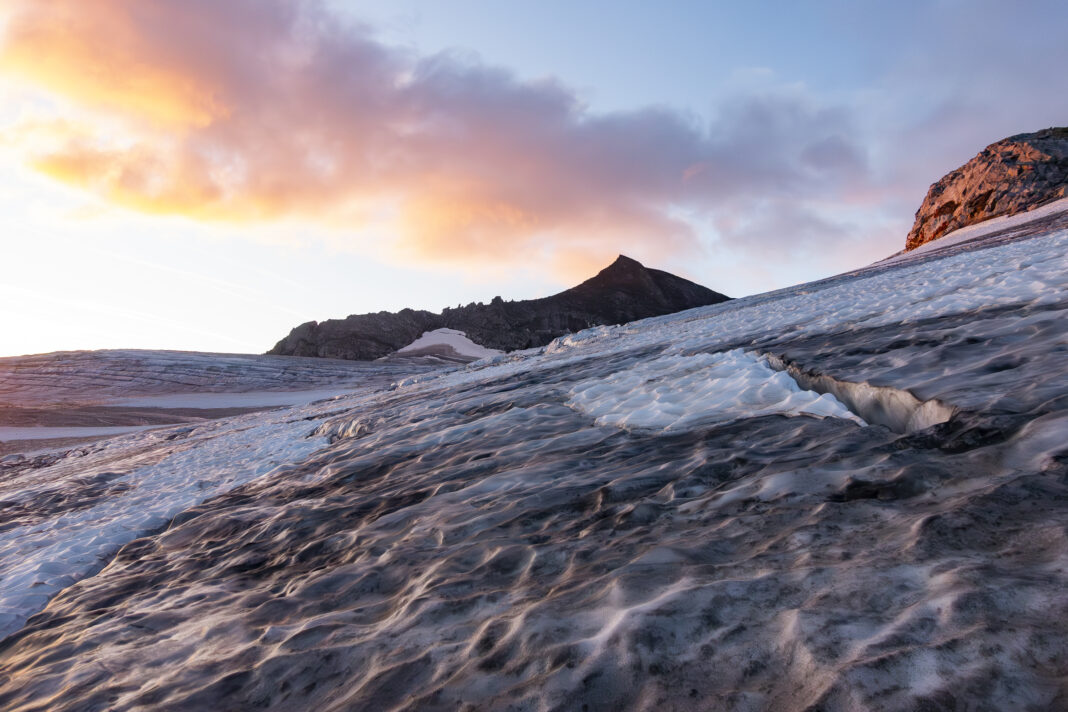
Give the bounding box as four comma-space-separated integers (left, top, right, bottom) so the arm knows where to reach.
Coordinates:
1, 0, 1065, 356
344, 1, 916, 110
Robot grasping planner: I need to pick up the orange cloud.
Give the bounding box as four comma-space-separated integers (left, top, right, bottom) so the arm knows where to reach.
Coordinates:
31, 143, 228, 217
0, 1, 227, 128
0, 0, 875, 276
399, 192, 541, 260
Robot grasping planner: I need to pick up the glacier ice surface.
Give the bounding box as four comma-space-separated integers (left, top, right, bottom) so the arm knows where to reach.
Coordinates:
0, 215, 1066, 711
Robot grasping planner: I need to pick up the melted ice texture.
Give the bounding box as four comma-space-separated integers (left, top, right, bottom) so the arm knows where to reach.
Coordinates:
0, 399, 347, 641
0, 213, 1066, 712
567, 349, 864, 430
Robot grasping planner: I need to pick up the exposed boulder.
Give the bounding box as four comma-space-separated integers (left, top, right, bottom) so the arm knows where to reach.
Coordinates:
268, 255, 730, 360
905, 126, 1068, 250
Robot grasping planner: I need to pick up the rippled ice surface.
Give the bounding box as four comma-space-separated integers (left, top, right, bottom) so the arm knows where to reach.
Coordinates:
0, 221, 1066, 711
0, 394, 356, 642
567, 349, 863, 430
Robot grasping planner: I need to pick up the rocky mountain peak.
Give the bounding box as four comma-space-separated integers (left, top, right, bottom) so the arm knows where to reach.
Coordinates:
268, 256, 729, 360
571, 254, 660, 296
905, 126, 1068, 250
603, 254, 644, 272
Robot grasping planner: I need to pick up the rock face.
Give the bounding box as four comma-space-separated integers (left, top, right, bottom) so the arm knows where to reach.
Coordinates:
268, 255, 730, 359
905, 126, 1068, 250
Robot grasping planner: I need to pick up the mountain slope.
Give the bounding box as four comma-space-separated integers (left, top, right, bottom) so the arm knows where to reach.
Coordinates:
906, 126, 1068, 250
267, 255, 729, 360
1, 214, 1066, 711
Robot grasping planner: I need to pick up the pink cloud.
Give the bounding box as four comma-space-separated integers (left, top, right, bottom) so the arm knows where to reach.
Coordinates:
1, 0, 879, 274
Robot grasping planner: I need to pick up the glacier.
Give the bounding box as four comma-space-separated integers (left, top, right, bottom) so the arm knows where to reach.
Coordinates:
0, 209, 1066, 710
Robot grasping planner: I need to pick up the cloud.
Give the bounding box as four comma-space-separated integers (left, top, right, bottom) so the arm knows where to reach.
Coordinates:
0, 0, 878, 274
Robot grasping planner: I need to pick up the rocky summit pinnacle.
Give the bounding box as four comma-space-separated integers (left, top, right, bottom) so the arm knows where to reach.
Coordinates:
905, 126, 1068, 250
268, 256, 729, 360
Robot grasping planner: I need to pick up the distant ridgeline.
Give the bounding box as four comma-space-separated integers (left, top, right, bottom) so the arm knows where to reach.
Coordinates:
906, 126, 1068, 250
268, 255, 730, 360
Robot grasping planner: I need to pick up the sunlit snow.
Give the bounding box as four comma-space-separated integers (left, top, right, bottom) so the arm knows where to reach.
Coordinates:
567, 349, 863, 431
395, 327, 504, 360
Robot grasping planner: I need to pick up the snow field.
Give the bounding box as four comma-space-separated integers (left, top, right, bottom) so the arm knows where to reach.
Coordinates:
567, 349, 864, 431
0, 209, 1066, 709
391, 226, 1068, 426
0, 391, 368, 642
891, 195, 1068, 261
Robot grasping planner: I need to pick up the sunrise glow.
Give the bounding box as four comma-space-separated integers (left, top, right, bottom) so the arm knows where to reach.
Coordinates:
1, 0, 1065, 355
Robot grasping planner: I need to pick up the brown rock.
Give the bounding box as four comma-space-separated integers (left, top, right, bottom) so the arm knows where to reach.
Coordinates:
905, 127, 1068, 251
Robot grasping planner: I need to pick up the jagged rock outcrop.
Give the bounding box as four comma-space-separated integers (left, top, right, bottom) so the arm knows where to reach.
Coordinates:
905, 126, 1068, 250
270, 310, 442, 362
268, 255, 730, 360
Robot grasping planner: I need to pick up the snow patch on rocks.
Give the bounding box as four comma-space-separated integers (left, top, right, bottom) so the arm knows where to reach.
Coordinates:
888, 195, 1068, 263
395, 328, 503, 360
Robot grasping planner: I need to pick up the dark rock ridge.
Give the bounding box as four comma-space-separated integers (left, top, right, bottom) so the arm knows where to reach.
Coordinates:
906, 126, 1068, 250
268, 255, 729, 360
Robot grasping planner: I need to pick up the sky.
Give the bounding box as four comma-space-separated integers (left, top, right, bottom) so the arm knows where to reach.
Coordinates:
0, 0, 1065, 357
